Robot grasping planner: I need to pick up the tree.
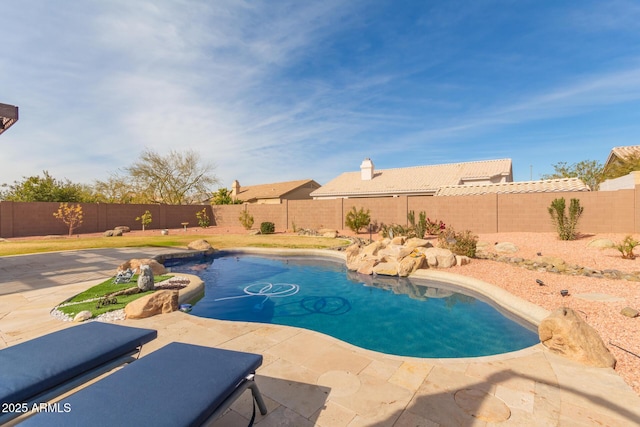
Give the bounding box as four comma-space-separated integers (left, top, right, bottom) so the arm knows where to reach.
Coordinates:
135, 210, 153, 231
124, 148, 219, 204
53, 203, 84, 236
541, 160, 604, 191
1, 171, 95, 202
603, 153, 640, 181
345, 206, 371, 233
211, 188, 243, 205
93, 173, 142, 204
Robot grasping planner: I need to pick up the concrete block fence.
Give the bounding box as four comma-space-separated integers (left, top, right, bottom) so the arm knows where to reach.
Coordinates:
2, 186, 639, 238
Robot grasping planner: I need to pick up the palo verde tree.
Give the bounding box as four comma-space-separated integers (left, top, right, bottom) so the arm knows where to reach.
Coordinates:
541, 160, 604, 191
120, 148, 219, 205
53, 203, 84, 236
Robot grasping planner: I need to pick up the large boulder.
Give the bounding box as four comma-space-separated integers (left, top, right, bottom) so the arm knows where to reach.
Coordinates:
187, 239, 215, 255
398, 252, 426, 277
124, 290, 179, 319
372, 260, 400, 276
419, 247, 456, 268
137, 265, 155, 292
118, 258, 167, 275
538, 307, 616, 368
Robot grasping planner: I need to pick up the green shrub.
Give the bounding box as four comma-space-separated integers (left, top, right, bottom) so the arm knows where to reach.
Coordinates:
238, 210, 254, 230
380, 223, 410, 239
615, 235, 639, 259
195, 208, 210, 228
135, 210, 152, 231
260, 222, 275, 234
438, 227, 478, 258
548, 198, 583, 240
345, 206, 371, 233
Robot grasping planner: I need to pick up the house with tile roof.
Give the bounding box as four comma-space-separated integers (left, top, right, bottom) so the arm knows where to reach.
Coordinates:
311, 158, 514, 199
604, 145, 640, 171
435, 178, 590, 196
231, 179, 321, 204
600, 146, 640, 191
0, 103, 19, 136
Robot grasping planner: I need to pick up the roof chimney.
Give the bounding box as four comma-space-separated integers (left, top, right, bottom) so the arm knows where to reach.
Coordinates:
360, 158, 374, 180
231, 180, 240, 199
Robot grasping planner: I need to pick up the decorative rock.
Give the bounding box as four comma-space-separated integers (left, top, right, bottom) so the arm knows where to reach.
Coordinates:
357, 259, 379, 275
539, 307, 616, 368
0, 238, 8, 243
391, 236, 406, 245
456, 255, 471, 266
404, 238, 433, 250
103, 230, 114, 237
345, 244, 363, 270
119, 258, 167, 275
398, 253, 426, 277
587, 238, 615, 249
248, 230, 261, 235
420, 247, 456, 268
137, 265, 155, 292
113, 228, 123, 237
187, 239, 215, 255
73, 310, 93, 322
494, 242, 519, 253
124, 290, 179, 319
161, 229, 169, 235
362, 240, 386, 257
318, 228, 338, 238
621, 307, 639, 318
372, 260, 399, 276
114, 226, 131, 233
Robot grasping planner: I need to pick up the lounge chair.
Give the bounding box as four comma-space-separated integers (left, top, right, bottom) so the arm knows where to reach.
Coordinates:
20, 342, 268, 426
0, 322, 157, 424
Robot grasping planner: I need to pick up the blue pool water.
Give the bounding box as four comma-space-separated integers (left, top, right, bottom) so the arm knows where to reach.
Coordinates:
167, 254, 539, 358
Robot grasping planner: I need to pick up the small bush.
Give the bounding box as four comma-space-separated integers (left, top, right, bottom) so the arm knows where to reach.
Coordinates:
345, 206, 371, 233
615, 235, 639, 259
548, 198, 583, 240
425, 217, 446, 235
380, 223, 411, 239
53, 203, 84, 236
135, 210, 152, 231
195, 208, 210, 228
238, 210, 254, 230
260, 222, 275, 234
438, 227, 478, 258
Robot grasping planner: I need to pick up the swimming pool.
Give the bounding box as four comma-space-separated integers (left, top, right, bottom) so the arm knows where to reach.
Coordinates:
167, 253, 539, 358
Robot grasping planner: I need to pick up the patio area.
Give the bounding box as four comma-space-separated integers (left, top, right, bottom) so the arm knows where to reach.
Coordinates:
1, 249, 640, 426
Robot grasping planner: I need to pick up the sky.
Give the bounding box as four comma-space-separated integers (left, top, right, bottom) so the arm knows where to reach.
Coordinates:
2, 1, 640, 190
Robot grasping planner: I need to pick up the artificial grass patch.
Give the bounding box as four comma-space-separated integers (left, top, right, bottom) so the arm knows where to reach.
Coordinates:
56, 274, 173, 318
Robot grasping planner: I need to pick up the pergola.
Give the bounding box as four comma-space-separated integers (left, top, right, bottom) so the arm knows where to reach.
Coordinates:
0, 103, 19, 136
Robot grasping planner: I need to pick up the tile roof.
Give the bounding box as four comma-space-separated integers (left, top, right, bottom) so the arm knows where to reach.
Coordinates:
234, 179, 319, 201
606, 145, 640, 167
435, 178, 590, 196
311, 159, 512, 197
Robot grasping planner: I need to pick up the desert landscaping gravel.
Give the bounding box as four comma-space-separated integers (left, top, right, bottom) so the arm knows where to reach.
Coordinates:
452, 232, 640, 396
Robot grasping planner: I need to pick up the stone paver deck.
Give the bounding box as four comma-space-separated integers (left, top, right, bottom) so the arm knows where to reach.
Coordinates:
1, 249, 639, 426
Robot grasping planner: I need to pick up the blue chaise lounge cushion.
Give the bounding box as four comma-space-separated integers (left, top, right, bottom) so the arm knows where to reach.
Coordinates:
0, 322, 157, 406
21, 342, 264, 427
